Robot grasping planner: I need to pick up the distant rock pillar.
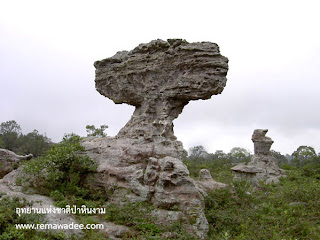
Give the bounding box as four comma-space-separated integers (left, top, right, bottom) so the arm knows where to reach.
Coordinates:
231, 129, 286, 185
252, 129, 274, 155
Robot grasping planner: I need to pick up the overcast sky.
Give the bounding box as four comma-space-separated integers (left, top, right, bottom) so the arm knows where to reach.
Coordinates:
1, 0, 319, 155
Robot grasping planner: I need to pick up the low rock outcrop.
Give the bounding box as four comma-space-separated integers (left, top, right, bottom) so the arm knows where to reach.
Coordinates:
81, 39, 229, 238
0, 168, 83, 237
0, 150, 82, 236
0, 148, 32, 178
196, 169, 228, 194
231, 129, 286, 185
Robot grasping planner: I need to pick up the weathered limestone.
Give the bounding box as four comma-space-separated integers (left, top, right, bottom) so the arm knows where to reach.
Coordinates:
0, 168, 83, 237
81, 137, 209, 238
81, 39, 229, 238
0, 148, 33, 178
231, 129, 286, 185
196, 169, 227, 194
94, 39, 228, 147
102, 221, 132, 239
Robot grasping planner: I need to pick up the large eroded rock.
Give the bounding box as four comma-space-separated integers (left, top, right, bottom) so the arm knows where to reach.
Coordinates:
82, 39, 229, 238
231, 129, 286, 185
81, 137, 209, 238
94, 39, 228, 143
0, 148, 32, 178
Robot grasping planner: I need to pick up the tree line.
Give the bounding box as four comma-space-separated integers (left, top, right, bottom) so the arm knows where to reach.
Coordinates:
188, 144, 320, 168
0, 120, 108, 157
1, 119, 318, 169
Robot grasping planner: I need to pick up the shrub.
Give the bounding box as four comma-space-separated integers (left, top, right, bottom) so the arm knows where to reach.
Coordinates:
21, 133, 97, 196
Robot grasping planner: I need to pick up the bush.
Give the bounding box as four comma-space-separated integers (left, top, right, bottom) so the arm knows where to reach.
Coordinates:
21, 134, 97, 196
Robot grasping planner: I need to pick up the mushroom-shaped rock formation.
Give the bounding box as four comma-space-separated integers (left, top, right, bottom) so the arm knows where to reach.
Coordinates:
94, 39, 228, 142
82, 39, 229, 239
231, 129, 286, 185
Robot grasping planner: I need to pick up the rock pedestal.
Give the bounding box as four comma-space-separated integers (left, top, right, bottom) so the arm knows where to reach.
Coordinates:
231, 129, 286, 185
82, 39, 229, 238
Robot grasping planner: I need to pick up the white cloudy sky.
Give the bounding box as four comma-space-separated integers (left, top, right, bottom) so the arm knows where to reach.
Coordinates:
1, 0, 319, 155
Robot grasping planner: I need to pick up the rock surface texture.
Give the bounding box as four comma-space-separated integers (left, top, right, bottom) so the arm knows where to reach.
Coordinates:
196, 169, 228, 194
81, 39, 229, 238
231, 129, 286, 185
0, 148, 33, 178
0, 168, 83, 237
94, 39, 228, 145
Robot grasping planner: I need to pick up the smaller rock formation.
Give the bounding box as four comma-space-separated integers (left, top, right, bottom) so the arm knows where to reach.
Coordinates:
196, 169, 227, 194
0, 149, 33, 178
231, 129, 285, 185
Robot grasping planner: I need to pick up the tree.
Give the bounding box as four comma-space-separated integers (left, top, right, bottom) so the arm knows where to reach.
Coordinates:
0, 138, 4, 148
0, 120, 22, 150
188, 145, 208, 158
22, 133, 97, 195
17, 130, 52, 157
292, 146, 317, 167
270, 150, 288, 165
228, 147, 251, 163
213, 150, 228, 159
86, 124, 108, 137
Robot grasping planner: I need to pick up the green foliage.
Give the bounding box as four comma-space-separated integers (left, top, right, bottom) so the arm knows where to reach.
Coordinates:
86, 125, 108, 137
0, 120, 52, 157
0, 139, 4, 149
183, 155, 234, 183
17, 130, 52, 157
103, 201, 196, 239
270, 150, 288, 165
185, 146, 251, 181
228, 147, 251, 163
22, 133, 97, 196
0, 120, 21, 151
0, 196, 65, 240
184, 145, 320, 239
301, 162, 320, 179
76, 216, 106, 240
204, 169, 320, 239
188, 145, 208, 158
104, 201, 156, 225
292, 145, 318, 167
